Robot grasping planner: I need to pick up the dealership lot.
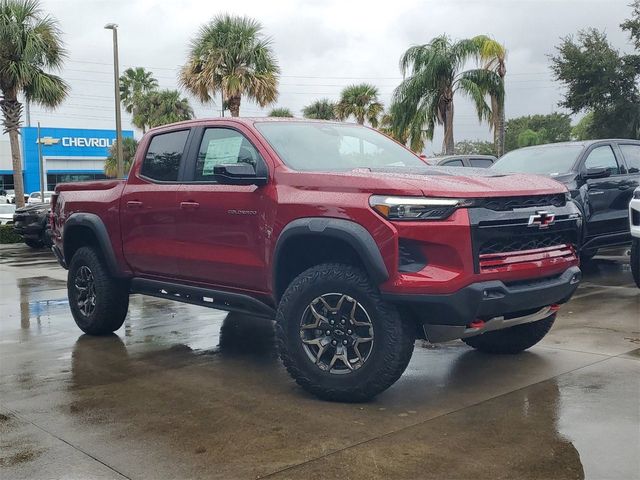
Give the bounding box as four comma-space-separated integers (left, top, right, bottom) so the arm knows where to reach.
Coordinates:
0, 244, 638, 480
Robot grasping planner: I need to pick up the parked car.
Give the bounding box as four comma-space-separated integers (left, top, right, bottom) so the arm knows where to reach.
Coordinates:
27, 191, 55, 204
51, 118, 581, 402
0, 189, 7, 204
13, 203, 52, 248
630, 187, 640, 287
492, 140, 640, 260
5, 189, 29, 204
0, 203, 16, 225
436, 154, 497, 168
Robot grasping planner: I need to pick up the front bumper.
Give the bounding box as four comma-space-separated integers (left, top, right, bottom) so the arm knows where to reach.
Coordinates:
630, 196, 640, 239
382, 266, 581, 342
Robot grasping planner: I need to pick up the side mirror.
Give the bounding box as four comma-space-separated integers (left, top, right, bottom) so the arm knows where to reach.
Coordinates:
213, 163, 267, 186
582, 167, 611, 180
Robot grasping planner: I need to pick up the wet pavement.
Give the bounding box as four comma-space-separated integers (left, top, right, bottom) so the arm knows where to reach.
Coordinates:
0, 244, 638, 480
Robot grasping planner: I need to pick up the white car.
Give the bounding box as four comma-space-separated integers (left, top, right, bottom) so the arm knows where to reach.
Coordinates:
5, 190, 29, 204
0, 203, 16, 225
27, 191, 55, 204
630, 187, 640, 288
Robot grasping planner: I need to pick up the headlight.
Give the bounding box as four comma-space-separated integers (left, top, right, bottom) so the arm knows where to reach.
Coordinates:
369, 195, 473, 221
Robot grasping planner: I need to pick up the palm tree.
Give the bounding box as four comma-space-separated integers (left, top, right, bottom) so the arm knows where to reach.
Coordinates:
379, 111, 410, 146
179, 14, 279, 117
391, 35, 503, 154
335, 84, 383, 127
476, 36, 507, 156
0, 0, 68, 207
134, 89, 194, 130
302, 99, 336, 120
268, 107, 293, 117
119, 67, 158, 133
104, 137, 138, 178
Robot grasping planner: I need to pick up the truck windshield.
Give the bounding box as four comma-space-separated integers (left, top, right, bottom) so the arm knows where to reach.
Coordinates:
255, 122, 425, 171
492, 145, 584, 176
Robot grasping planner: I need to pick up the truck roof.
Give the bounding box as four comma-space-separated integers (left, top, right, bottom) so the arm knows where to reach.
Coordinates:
144, 117, 356, 134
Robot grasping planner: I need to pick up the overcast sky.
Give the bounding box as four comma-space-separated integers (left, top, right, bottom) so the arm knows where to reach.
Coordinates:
17, 0, 636, 153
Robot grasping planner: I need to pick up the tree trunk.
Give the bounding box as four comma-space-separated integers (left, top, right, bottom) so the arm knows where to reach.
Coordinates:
1, 93, 26, 208
228, 95, 241, 117
442, 101, 455, 155
8, 128, 25, 208
496, 106, 505, 156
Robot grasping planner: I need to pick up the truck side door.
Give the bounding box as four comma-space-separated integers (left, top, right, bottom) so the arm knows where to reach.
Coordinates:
120, 129, 192, 278
580, 144, 628, 239
173, 125, 271, 292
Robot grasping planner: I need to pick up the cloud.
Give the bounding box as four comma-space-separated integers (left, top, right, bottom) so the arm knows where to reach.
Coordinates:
8, 0, 631, 154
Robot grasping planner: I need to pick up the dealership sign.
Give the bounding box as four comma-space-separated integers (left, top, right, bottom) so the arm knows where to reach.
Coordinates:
23, 126, 133, 158
36, 136, 115, 148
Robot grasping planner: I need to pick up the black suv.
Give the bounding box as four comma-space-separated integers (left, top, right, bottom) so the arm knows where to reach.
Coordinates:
492, 140, 640, 259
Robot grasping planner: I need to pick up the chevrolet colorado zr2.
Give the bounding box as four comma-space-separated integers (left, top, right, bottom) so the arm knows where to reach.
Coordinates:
51, 119, 582, 402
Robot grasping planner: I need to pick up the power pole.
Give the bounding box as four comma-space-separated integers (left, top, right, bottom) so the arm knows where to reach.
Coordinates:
25, 100, 31, 127
37, 122, 44, 199
105, 23, 124, 178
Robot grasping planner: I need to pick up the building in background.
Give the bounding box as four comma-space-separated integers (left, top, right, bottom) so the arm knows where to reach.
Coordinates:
0, 127, 134, 193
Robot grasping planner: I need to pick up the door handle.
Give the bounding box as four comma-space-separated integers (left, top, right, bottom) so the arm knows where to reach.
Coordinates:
126, 200, 143, 208
618, 185, 631, 190
180, 201, 200, 210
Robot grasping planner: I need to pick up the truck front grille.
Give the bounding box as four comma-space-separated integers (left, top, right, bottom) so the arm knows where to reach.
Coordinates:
479, 232, 573, 255
469, 200, 580, 274
478, 194, 566, 211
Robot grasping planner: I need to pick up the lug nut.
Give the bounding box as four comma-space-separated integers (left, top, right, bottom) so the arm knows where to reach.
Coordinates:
340, 319, 345, 324
342, 340, 348, 345
332, 340, 337, 346
330, 320, 335, 325
347, 329, 352, 334
326, 330, 331, 335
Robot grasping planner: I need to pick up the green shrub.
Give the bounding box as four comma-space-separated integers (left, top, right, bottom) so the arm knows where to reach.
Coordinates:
0, 224, 22, 244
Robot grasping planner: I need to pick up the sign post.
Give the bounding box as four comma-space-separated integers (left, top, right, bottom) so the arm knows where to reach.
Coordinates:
37, 122, 45, 201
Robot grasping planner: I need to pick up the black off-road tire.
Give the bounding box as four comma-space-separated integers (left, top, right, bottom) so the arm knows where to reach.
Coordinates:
276, 263, 415, 402
25, 239, 44, 249
68, 246, 129, 335
580, 249, 598, 264
462, 313, 556, 354
631, 239, 640, 288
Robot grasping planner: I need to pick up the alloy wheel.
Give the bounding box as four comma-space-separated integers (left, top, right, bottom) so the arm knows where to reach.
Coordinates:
74, 265, 96, 317
299, 293, 374, 374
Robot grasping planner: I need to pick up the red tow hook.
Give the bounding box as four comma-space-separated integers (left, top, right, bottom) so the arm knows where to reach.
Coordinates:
468, 320, 485, 329
549, 304, 561, 313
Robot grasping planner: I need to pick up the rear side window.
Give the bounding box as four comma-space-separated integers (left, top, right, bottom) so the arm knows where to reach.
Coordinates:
619, 144, 640, 173
584, 145, 620, 175
141, 130, 189, 182
470, 158, 494, 168
442, 159, 464, 166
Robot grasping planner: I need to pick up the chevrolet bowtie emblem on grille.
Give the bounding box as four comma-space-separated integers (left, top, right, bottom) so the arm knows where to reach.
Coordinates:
528, 211, 555, 229
36, 136, 60, 146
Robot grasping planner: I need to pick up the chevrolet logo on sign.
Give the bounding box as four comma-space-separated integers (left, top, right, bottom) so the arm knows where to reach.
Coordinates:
36, 136, 60, 146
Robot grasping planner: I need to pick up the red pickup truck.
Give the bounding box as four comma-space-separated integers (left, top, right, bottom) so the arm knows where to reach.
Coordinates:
51, 118, 582, 401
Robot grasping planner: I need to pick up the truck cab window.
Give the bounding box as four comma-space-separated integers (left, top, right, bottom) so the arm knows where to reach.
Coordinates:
620, 144, 640, 173
194, 128, 262, 181
584, 146, 620, 175
140, 130, 189, 182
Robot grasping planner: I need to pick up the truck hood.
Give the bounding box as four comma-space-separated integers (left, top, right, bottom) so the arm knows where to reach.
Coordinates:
278, 166, 568, 198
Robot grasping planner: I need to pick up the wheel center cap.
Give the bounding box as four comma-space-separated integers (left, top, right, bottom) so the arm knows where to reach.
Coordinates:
333, 328, 345, 337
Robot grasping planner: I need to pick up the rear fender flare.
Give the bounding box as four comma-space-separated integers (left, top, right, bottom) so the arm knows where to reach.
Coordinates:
63, 213, 123, 276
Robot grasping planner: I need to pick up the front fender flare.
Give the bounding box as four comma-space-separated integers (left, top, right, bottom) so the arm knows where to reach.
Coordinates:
273, 217, 389, 296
